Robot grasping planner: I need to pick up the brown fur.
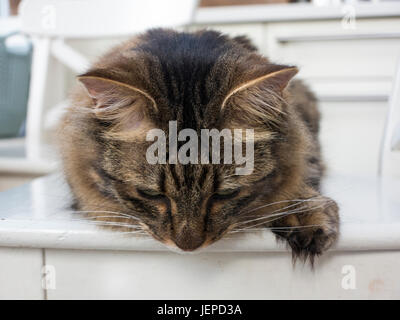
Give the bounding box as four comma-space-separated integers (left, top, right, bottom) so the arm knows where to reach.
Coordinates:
58, 29, 339, 262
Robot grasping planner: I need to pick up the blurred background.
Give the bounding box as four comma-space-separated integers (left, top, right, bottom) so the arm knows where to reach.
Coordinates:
0, 0, 400, 191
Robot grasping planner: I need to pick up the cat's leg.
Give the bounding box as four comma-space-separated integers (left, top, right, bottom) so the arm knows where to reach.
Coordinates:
270, 192, 339, 264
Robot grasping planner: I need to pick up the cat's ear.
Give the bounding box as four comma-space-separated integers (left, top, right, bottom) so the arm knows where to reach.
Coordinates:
78, 76, 157, 140
221, 66, 298, 126
78, 76, 157, 112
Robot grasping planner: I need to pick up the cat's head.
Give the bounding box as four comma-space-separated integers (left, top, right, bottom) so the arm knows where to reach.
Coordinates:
75, 29, 303, 251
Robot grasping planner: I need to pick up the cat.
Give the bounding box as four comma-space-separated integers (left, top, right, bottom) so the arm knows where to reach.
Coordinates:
59, 29, 339, 263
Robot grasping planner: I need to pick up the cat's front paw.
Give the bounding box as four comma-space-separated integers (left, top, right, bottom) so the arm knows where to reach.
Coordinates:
274, 199, 339, 265
285, 221, 338, 264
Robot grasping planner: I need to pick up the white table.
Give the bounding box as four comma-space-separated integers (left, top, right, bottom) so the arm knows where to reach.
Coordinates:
0, 174, 399, 299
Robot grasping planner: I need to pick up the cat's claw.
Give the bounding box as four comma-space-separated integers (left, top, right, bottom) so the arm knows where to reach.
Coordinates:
286, 225, 337, 265
274, 200, 339, 266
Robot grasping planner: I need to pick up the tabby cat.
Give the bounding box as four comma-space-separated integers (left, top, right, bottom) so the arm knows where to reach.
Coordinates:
59, 29, 339, 263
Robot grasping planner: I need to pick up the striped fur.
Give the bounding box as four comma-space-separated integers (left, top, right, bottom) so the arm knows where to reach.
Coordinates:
58, 29, 339, 262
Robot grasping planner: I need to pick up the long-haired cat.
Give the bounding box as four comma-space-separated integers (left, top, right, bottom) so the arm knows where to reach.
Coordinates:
59, 29, 339, 263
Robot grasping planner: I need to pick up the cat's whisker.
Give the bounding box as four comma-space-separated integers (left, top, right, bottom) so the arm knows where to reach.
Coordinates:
5, 216, 143, 230
237, 204, 314, 226
230, 224, 324, 234
115, 231, 150, 236
267, 197, 331, 215
71, 220, 143, 229
69, 210, 142, 221
60, 214, 134, 221
237, 205, 310, 225
240, 196, 325, 216
237, 202, 332, 229
116, 229, 148, 234
238, 197, 335, 226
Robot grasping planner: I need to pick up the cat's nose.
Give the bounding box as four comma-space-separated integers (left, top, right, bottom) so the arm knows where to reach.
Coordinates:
173, 225, 206, 251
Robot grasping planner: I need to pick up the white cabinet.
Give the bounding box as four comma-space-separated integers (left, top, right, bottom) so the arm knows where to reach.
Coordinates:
265, 18, 400, 101
0, 247, 398, 299
44, 249, 400, 299
0, 248, 44, 300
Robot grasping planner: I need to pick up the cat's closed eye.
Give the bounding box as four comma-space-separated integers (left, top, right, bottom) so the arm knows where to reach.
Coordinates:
213, 188, 240, 200
137, 188, 165, 200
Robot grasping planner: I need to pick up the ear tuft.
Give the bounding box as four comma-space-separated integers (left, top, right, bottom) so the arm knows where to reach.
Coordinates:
77, 75, 157, 140
222, 66, 298, 110
265, 67, 298, 92
78, 76, 157, 112
221, 66, 298, 128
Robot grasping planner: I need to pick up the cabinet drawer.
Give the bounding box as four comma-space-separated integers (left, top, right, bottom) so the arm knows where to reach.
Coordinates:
265, 18, 400, 100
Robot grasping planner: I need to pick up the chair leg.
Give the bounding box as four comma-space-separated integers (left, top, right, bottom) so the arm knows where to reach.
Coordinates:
379, 58, 400, 177
25, 37, 51, 160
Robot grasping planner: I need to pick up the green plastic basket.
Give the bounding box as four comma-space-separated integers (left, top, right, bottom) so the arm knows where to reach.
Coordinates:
0, 32, 32, 138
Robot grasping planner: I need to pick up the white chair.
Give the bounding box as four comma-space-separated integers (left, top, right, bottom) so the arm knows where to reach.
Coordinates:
16, 0, 198, 173
379, 58, 400, 178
